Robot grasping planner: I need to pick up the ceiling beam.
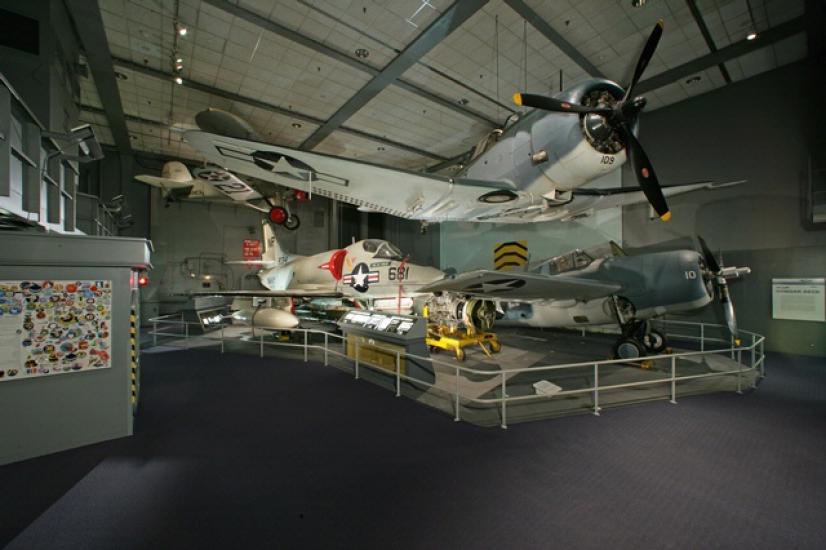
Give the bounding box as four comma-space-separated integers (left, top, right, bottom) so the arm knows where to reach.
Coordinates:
502, 0, 605, 79
65, 0, 131, 153
686, 0, 732, 84
110, 58, 449, 162
301, 0, 489, 150
636, 15, 806, 94
200, 0, 497, 126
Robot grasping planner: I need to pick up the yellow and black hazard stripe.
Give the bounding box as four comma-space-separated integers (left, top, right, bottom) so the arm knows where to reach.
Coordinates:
494, 240, 528, 271
129, 307, 139, 409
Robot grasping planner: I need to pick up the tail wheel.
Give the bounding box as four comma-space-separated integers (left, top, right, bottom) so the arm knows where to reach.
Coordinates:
455, 348, 465, 362
268, 206, 288, 225
489, 340, 502, 353
283, 214, 300, 231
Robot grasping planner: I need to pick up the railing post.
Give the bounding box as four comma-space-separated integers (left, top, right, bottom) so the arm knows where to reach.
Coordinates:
259, 333, 264, 358
152, 320, 157, 347
670, 355, 677, 404
395, 352, 401, 397
454, 364, 461, 422
184, 322, 189, 340
324, 332, 328, 366
593, 363, 600, 416
303, 330, 308, 362
750, 333, 757, 389
736, 350, 743, 394
354, 340, 360, 379
730, 334, 735, 360
500, 371, 508, 429
760, 339, 765, 378
700, 324, 704, 352
220, 324, 224, 354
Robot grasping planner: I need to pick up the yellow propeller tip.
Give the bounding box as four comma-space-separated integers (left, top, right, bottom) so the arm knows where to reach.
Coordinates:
657, 18, 665, 28
660, 211, 672, 222
513, 92, 523, 106
735, 339, 742, 346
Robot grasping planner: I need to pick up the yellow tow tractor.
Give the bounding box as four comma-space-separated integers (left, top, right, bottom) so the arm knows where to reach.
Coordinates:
423, 297, 501, 361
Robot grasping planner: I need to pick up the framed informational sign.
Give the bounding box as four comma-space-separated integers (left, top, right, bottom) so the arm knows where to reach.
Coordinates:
0, 280, 112, 382
772, 278, 825, 322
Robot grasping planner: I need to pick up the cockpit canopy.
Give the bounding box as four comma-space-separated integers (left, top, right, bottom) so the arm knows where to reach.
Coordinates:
361, 239, 404, 261
534, 241, 625, 275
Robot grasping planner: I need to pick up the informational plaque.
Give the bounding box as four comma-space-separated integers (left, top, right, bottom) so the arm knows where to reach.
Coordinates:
0, 280, 113, 382
771, 278, 825, 322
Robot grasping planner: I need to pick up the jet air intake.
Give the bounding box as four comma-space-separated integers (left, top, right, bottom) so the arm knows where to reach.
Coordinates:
513, 20, 671, 221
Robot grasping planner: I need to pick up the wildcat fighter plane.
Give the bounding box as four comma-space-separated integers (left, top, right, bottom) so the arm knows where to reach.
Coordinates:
420, 238, 750, 359
185, 21, 741, 227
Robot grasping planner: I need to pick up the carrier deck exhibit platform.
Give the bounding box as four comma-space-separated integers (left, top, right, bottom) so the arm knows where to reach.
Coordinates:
148, 315, 764, 428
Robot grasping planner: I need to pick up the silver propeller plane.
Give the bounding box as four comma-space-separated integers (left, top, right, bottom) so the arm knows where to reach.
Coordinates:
184, 20, 741, 227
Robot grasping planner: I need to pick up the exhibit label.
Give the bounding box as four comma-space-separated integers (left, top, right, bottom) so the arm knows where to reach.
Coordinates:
0, 280, 112, 382
771, 278, 825, 322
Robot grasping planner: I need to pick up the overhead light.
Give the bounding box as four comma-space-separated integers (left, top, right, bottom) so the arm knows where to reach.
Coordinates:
377, 146, 386, 151
175, 57, 183, 63
291, 122, 302, 128
685, 75, 702, 85
355, 48, 369, 59
174, 76, 183, 85
746, 31, 758, 41
457, 98, 469, 105
631, 0, 647, 6
176, 23, 187, 36
175, 62, 183, 71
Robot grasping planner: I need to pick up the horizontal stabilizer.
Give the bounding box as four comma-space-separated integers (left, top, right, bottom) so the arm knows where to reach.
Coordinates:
192, 289, 344, 298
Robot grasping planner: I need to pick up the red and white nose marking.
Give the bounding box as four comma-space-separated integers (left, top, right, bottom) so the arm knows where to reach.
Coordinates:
318, 249, 347, 280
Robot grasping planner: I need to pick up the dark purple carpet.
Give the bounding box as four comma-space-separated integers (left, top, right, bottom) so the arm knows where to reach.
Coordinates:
1, 348, 825, 549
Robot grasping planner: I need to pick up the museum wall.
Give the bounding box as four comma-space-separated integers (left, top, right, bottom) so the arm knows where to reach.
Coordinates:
0, 0, 80, 134
622, 59, 826, 356
438, 170, 621, 272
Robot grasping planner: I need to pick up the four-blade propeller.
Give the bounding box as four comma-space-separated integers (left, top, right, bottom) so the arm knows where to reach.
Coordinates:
513, 20, 671, 220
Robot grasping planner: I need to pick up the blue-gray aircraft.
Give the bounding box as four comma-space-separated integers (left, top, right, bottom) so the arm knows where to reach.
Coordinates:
419, 238, 750, 359
184, 21, 741, 228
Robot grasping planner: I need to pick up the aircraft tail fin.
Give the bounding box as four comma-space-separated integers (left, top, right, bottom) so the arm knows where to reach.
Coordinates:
135, 161, 194, 191
261, 220, 290, 264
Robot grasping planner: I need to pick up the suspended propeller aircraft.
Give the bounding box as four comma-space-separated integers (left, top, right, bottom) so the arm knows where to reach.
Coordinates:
184, 20, 741, 226
134, 160, 308, 229
419, 238, 750, 359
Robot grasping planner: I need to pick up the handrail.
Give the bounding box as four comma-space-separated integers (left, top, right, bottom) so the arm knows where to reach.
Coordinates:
145, 315, 765, 428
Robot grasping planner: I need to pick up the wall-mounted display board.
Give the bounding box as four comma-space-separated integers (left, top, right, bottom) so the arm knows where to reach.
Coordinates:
771, 278, 825, 322
0, 280, 112, 382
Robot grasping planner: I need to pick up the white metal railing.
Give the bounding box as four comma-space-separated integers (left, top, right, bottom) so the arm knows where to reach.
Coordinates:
146, 315, 766, 429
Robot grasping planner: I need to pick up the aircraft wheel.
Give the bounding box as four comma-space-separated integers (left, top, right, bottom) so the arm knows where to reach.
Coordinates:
642, 329, 667, 353
283, 214, 300, 231
613, 337, 644, 360
489, 340, 502, 353
455, 348, 465, 362
268, 206, 288, 225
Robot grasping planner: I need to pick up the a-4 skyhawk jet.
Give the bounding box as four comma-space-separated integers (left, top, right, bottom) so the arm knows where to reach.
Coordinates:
185, 21, 741, 227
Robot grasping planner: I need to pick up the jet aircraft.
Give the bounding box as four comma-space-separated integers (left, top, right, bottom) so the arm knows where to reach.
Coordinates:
420, 238, 750, 359
184, 21, 741, 227
204, 221, 445, 330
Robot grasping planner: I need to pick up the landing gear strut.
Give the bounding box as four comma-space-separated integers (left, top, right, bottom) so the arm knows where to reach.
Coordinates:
610, 296, 668, 359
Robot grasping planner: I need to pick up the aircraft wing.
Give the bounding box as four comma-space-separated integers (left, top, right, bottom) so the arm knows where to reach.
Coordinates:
419, 270, 621, 301
185, 131, 539, 223
134, 175, 193, 191
555, 180, 745, 221
193, 289, 344, 298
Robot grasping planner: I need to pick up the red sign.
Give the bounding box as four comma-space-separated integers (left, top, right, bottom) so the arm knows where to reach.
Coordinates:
242, 239, 262, 259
